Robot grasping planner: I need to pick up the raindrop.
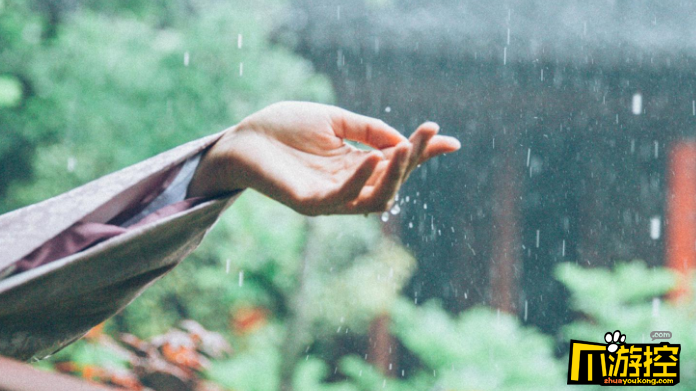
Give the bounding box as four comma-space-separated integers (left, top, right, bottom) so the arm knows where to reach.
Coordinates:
239, 62, 244, 76
183, 51, 190, 66
650, 216, 661, 240
503, 46, 507, 65
632, 92, 642, 115
390, 204, 401, 215
408, 222, 413, 229
654, 141, 659, 158
237, 34, 243, 49
692, 100, 695, 116
524, 300, 528, 321
423, 203, 428, 210
239, 270, 244, 287
535, 229, 540, 248
381, 212, 390, 222
526, 148, 531, 167
67, 157, 77, 173
384, 106, 391, 113
562, 240, 566, 257
652, 297, 660, 317
405, 196, 410, 202
506, 28, 511, 45
467, 243, 476, 255
226, 259, 230, 274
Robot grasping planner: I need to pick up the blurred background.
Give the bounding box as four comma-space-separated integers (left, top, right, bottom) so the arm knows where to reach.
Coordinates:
2, 0, 696, 389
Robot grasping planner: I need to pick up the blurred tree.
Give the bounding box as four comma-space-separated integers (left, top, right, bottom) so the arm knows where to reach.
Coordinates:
558, 261, 695, 389
1, 0, 333, 213
0, 0, 56, 199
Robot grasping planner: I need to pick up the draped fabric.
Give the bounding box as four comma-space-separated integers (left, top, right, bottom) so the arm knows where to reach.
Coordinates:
0, 131, 243, 361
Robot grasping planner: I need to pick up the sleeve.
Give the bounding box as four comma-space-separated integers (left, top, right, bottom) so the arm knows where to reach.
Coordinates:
0, 131, 226, 271
2, 153, 205, 278
121, 152, 203, 228
0, 132, 244, 361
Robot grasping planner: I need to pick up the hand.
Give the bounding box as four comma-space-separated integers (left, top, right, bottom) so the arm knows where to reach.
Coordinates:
187, 101, 460, 216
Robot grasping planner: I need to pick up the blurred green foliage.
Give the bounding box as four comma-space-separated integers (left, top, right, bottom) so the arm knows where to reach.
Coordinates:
557, 261, 695, 390
0, 0, 332, 212
5, 0, 695, 390
0, 0, 49, 198
45, 257, 696, 391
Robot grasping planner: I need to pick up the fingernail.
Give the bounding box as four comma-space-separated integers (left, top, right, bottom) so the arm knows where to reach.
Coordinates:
422, 121, 440, 132
396, 141, 410, 152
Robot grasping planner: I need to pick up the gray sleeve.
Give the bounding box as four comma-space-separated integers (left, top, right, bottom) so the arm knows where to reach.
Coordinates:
121, 152, 203, 228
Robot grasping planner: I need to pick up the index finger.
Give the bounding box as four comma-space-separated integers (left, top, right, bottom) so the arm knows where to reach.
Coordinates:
332, 108, 407, 149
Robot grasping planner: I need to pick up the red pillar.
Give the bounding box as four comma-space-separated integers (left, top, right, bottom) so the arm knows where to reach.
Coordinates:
490, 155, 521, 313
665, 141, 696, 301
368, 313, 395, 376
367, 215, 399, 376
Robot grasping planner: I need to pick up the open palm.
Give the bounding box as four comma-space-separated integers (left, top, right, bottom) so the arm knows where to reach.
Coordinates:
188, 102, 460, 215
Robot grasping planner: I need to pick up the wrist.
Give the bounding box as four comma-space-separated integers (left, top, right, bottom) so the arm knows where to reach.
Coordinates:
187, 125, 247, 198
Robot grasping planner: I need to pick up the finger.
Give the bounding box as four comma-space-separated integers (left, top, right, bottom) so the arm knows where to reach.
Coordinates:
365, 159, 391, 186
368, 123, 441, 185
346, 142, 411, 213
372, 131, 455, 162
367, 132, 460, 186
406, 122, 439, 174
419, 135, 461, 163
328, 152, 382, 204
332, 108, 407, 149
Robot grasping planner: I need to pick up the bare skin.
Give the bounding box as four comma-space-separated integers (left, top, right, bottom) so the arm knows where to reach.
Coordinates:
187, 101, 461, 216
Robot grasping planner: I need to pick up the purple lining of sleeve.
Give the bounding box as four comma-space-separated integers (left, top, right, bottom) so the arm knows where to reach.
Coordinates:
9, 155, 208, 275
12, 197, 206, 274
